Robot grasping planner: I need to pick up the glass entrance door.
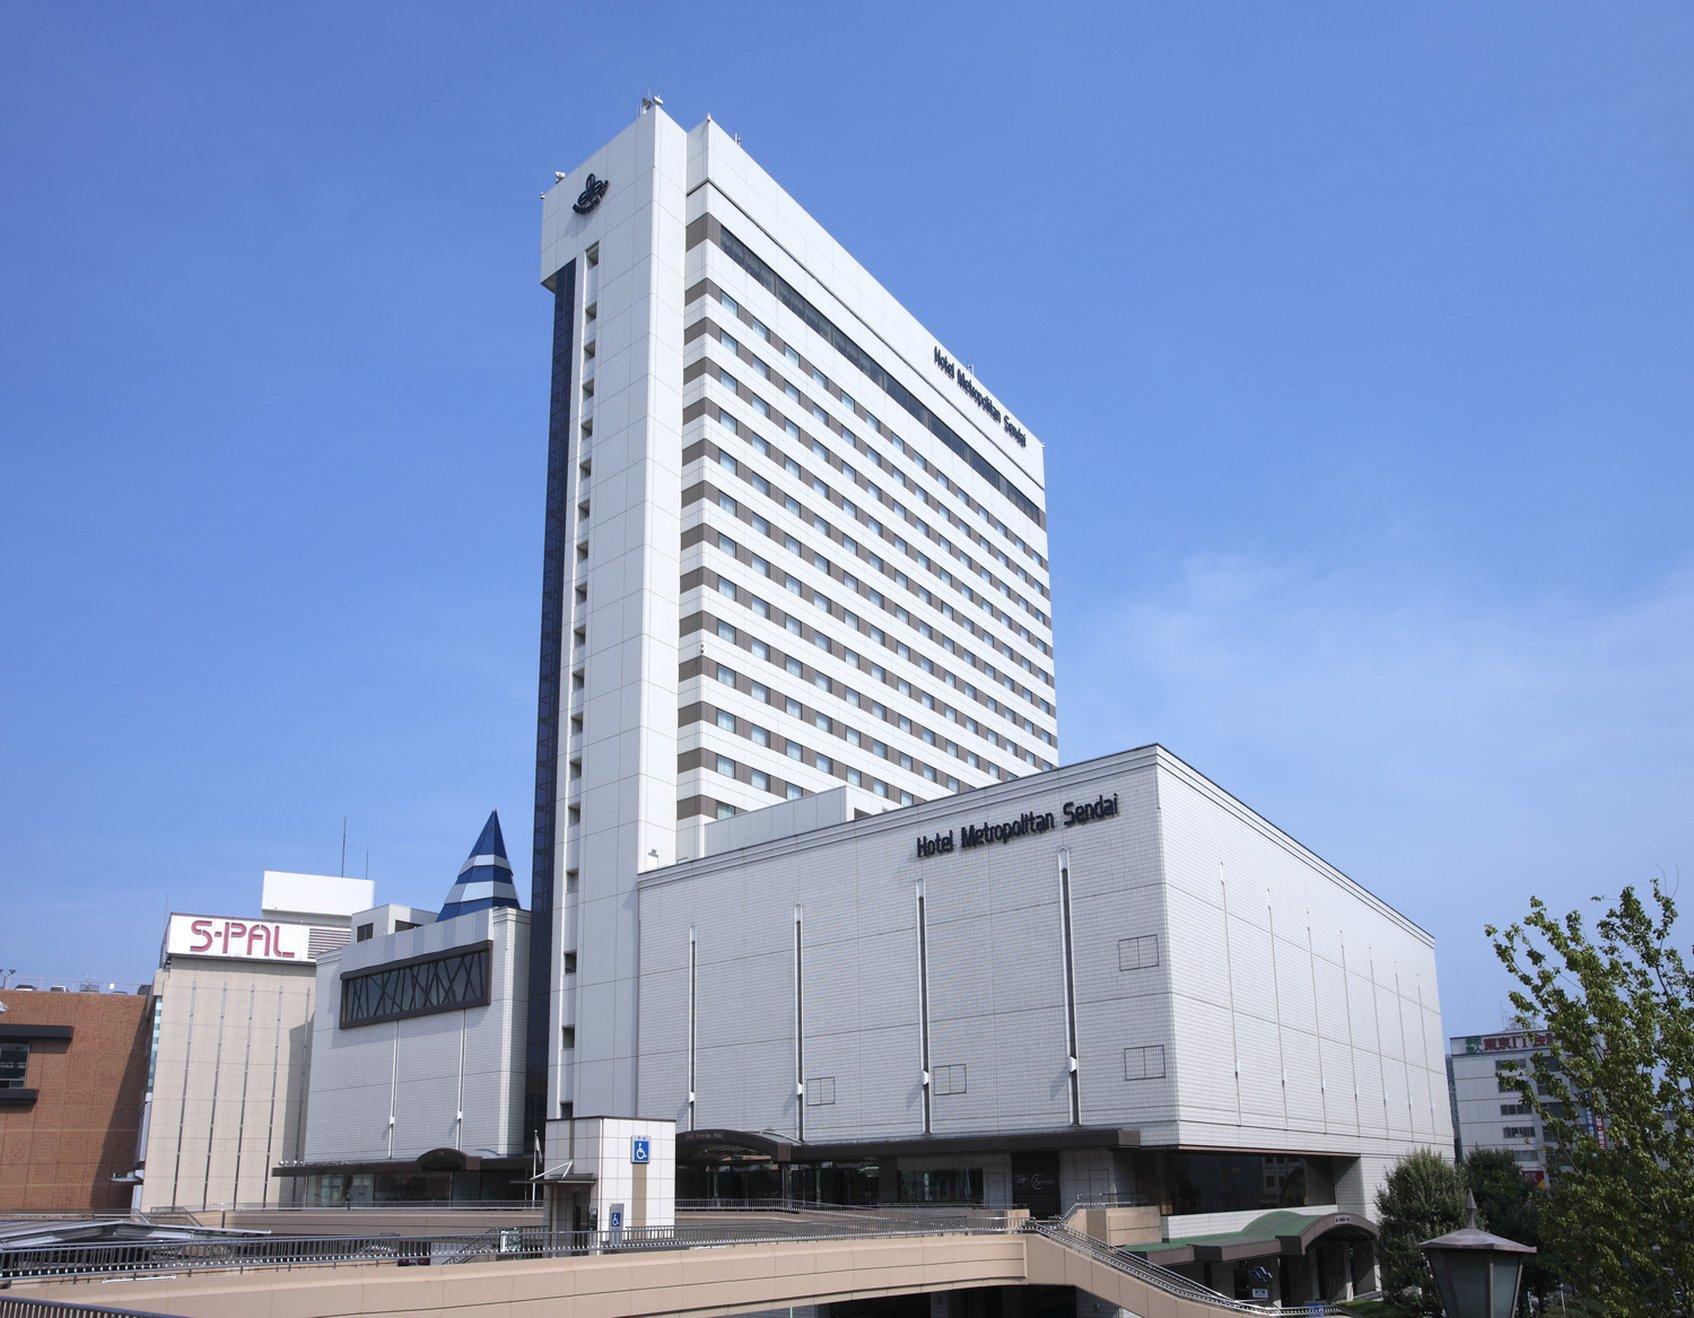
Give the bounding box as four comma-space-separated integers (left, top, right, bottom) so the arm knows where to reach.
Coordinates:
1010, 1151, 1061, 1218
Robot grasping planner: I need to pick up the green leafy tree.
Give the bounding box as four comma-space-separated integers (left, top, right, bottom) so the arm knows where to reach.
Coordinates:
1488, 877, 1694, 1317
1462, 1148, 1551, 1309
1375, 1148, 1469, 1314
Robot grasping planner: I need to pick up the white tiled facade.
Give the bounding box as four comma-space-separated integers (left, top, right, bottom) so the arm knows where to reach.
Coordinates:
546, 1116, 677, 1230
634, 745, 1451, 1218
301, 908, 528, 1167
534, 107, 1056, 1127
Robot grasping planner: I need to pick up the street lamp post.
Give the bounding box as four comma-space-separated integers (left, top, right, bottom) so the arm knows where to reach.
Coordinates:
1420, 1193, 1537, 1318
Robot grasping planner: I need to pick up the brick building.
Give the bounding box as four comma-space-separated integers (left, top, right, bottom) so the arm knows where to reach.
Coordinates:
0, 986, 153, 1213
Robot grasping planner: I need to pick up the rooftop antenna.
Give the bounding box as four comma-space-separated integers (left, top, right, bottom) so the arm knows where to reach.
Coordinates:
364, 850, 370, 882
340, 817, 348, 878
640, 91, 664, 115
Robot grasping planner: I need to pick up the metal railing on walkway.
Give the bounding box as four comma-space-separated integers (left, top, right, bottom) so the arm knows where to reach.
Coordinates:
675, 1197, 1003, 1216
1025, 1221, 1344, 1317
1, 1209, 1017, 1285
146, 1200, 540, 1215
1061, 1194, 1156, 1211
676, 1196, 870, 1213
6, 1210, 1347, 1317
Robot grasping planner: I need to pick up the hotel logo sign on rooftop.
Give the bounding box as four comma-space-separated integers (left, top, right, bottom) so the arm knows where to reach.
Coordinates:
933, 346, 1029, 448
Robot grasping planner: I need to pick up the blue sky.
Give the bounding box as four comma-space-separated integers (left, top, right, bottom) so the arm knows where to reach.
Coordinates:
3, 4, 1689, 1030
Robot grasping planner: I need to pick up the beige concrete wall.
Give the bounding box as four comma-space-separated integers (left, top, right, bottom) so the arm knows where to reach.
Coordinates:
143, 960, 317, 1211
1072, 1204, 1162, 1247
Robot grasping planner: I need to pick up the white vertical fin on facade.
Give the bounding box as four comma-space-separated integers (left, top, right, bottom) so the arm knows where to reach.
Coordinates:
1057, 846, 1081, 1125
1219, 861, 1244, 1125
914, 881, 932, 1135
1307, 916, 1329, 1136
1266, 895, 1289, 1126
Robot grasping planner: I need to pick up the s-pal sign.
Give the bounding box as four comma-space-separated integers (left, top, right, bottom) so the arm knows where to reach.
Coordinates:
166, 915, 310, 963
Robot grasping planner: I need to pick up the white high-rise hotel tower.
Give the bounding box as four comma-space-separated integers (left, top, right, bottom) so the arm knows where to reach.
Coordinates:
527, 105, 1058, 1135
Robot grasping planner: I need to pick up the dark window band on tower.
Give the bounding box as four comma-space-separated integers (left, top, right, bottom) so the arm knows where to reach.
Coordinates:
525, 259, 577, 1147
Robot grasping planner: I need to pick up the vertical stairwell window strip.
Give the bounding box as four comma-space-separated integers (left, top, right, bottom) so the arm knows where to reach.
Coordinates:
526, 259, 577, 1141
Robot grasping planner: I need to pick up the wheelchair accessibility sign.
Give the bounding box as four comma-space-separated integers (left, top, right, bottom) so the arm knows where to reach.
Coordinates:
631, 1136, 651, 1164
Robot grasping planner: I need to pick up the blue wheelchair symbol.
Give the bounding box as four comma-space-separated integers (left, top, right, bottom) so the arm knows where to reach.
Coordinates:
631, 1136, 651, 1164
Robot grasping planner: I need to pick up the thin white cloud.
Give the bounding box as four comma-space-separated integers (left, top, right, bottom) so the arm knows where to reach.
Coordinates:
1062, 551, 1694, 1028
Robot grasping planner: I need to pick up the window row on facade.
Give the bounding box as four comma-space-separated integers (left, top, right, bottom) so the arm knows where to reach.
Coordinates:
687, 681, 952, 800
693, 330, 1055, 643
686, 308, 1053, 647
691, 464, 1053, 760
685, 606, 1046, 791
680, 728, 934, 816
687, 271, 1051, 598
681, 571, 1046, 778
689, 465, 1055, 741
697, 219, 1048, 541
686, 629, 1012, 782
692, 654, 960, 782
687, 412, 1055, 698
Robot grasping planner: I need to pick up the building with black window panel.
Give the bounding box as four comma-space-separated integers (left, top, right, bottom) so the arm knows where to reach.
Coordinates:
293, 817, 532, 1204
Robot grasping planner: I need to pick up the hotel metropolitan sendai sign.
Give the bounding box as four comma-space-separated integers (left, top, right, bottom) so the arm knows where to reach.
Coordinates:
932, 347, 1029, 448
915, 793, 1119, 859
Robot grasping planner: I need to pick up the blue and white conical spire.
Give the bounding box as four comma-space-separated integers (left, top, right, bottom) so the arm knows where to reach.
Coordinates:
438, 811, 522, 921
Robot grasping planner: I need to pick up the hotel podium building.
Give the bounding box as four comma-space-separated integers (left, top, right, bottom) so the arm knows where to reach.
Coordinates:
292, 104, 1449, 1298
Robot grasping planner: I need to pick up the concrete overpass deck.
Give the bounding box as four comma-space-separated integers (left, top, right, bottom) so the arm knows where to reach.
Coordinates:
7, 1224, 1344, 1318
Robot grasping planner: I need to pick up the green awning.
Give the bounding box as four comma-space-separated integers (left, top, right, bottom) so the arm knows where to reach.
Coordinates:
1130, 1209, 1379, 1265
